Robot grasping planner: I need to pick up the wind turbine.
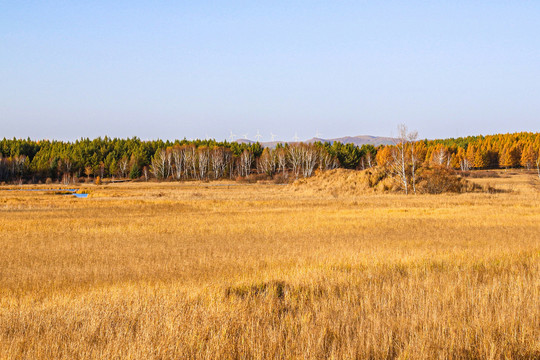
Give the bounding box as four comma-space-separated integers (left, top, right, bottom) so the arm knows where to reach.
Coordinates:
241, 133, 249, 139
270, 133, 277, 141
292, 133, 300, 142
254, 129, 263, 142
228, 131, 237, 142
315, 129, 322, 139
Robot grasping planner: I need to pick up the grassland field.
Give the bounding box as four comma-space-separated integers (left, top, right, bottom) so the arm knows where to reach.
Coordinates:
0, 170, 539, 359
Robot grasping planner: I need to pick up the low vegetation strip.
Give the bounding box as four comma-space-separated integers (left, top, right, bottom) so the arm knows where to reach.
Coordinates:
1, 132, 539, 186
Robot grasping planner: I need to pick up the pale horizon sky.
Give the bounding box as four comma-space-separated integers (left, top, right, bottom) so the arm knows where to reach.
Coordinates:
1, 1, 539, 142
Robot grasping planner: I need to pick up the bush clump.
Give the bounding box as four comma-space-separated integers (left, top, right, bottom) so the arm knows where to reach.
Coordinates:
416, 166, 481, 194
293, 166, 490, 196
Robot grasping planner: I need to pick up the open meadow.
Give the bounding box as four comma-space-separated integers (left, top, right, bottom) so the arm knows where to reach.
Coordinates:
0, 170, 539, 359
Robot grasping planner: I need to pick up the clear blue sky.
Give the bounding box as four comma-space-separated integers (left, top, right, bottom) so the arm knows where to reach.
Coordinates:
1, 1, 539, 141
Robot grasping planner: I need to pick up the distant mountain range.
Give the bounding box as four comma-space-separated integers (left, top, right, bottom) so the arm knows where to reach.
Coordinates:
236, 135, 396, 148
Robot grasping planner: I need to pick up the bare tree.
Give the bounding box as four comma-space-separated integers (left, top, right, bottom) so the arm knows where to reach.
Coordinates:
0, 155, 29, 182
391, 125, 409, 194
460, 158, 471, 171
165, 148, 173, 179
183, 145, 195, 179
171, 146, 184, 180
151, 149, 167, 180
62, 173, 72, 185
99, 161, 105, 179
270, 148, 278, 174
276, 147, 288, 177
210, 147, 225, 179
118, 156, 129, 178
365, 151, 373, 168
319, 149, 338, 171
240, 149, 253, 177
229, 156, 239, 179
288, 144, 302, 179
408, 130, 418, 194
189, 146, 198, 179
389, 125, 420, 194
222, 149, 233, 179
433, 148, 449, 167
300, 144, 318, 178
63, 157, 73, 175
143, 166, 149, 181
198, 146, 210, 179
258, 148, 275, 176
13, 155, 27, 182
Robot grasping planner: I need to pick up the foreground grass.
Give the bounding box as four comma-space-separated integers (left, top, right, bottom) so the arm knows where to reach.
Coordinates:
0, 172, 539, 359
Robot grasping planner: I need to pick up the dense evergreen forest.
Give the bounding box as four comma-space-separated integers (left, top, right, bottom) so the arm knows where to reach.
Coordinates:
0, 132, 539, 184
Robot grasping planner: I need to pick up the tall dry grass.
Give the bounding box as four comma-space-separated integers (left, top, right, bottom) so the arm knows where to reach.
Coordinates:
0, 171, 539, 359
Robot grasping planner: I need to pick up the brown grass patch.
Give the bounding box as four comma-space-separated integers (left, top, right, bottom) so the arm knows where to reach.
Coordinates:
0, 173, 539, 359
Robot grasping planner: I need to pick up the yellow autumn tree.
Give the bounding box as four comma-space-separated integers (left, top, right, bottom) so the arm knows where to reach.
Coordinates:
520, 143, 536, 169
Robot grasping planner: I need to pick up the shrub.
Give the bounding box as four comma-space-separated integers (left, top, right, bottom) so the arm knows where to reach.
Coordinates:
417, 166, 477, 194
272, 173, 289, 184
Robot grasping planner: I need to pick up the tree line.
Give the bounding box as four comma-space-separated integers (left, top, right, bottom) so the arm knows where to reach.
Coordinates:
376, 131, 540, 171
376, 129, 540, 194
0, 137, 376, 183
0, 132, 538, 184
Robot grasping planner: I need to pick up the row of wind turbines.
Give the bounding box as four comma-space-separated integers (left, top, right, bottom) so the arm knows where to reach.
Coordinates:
227, 130, 323, 143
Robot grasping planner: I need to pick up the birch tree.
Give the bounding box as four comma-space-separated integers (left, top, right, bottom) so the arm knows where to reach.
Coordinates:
198, 146, 210, 179
288, 144, 302, 179
210, 147, 225, 179
390, 124, 420, 195
118, 156, 129, 178
366, 151, 373, 168
276, 147, 288, 177
432, 147, 448, 166
171, 145, 184, 180
408, 130, 418, 194
240, 149, 253, 177
300, 144, 318, 178
182, 145, 197, 179
391, 125, 409, 194
258, 148, 275, 176
143, 166, 149, 181
165, 148, 173, 179
223, 148, 233, 179
151, 149, 167, 179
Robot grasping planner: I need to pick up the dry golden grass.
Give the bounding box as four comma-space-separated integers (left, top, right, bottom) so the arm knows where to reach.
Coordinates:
0, 170, 539, 359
